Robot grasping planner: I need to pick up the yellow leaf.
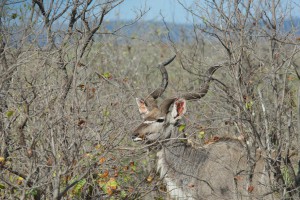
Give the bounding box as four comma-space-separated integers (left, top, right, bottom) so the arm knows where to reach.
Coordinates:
17, 177, 24, 185
147, 175, 153, 182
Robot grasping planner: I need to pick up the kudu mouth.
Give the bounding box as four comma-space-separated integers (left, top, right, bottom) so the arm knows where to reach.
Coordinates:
132, 136, 143, 142
131, 133, 144, 142
131, 134, 154, 143
131, 119, 166, 143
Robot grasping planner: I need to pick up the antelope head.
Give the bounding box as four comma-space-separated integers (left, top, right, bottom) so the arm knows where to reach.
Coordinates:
132, 55, 220, 143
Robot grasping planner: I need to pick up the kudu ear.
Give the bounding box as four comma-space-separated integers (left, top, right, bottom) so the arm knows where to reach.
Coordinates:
136, 98, 149, 119
170, 99, 186, 121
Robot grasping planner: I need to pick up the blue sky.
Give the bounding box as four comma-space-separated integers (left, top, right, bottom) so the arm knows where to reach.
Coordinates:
106, 0, 300, 24
106, 0, 194, 24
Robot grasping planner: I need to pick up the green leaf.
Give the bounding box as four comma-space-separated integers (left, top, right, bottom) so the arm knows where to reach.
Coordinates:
103, 110, 110, 117
26, 189, 38, 197
245, 101, 253, 110
178, 124, 186, 132
101, 178, 118, 195
130, 165, 136, 172
107, 178, 118, 188
103, 72, 111, 79
73, 179, 86, 195
0, 183, 5, 189
122, 174, 131, 183
198, 131, 205, 139
120, 190, 127, 198
201, 17, 208, 24
11, 13, 18, 19
6, 110, 14, 118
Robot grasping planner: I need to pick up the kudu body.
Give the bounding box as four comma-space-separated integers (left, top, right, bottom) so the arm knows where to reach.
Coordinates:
132, 56, 277, 200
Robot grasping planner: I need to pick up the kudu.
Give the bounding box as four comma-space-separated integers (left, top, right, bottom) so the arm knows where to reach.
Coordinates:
132, 55, 279, 200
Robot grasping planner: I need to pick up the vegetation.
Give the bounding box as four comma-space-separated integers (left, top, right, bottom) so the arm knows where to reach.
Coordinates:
0, 0, 300, 199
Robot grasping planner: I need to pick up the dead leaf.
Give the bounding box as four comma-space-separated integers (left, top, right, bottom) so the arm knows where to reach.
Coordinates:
248, 185, 254, 193
188, 183, 195, 188
129, 161, 134, 166
47, 157, 53, 166
78, 84, 85, 90
99, 157, 106, 164
99, 170, 109, 178
27, 148, 33, 158
114, 170, 118, 177
128, 187, 134, 193
234, 176, 242, 181
77, 119, 86, 127
106, 187, 113, 195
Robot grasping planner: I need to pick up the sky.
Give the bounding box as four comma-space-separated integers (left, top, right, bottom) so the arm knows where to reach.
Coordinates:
106, 0, 300, 24
106, 0, 194, 24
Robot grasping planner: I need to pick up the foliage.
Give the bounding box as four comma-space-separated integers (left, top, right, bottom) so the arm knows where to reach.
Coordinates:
0, 0, 300, 199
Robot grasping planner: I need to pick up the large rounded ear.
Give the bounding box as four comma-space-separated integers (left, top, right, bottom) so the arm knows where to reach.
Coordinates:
136, 98, 149, 119
170, 99, 186, 121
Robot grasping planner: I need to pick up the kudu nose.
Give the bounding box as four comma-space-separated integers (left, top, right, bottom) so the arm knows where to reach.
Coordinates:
131, 134, 143, 142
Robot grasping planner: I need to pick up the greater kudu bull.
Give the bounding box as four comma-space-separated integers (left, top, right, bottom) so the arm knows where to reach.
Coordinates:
132, 55, 281, 200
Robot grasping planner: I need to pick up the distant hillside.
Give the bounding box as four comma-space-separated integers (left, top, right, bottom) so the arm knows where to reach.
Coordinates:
101, 17, 300, 43
10, 18, 300, 47
101, 20, 195, 43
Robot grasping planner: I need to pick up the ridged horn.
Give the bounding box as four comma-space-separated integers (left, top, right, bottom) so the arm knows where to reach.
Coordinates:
144, 55, 176, 109
160, 65, 221, 114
